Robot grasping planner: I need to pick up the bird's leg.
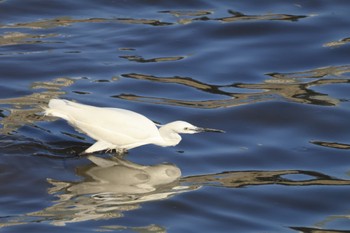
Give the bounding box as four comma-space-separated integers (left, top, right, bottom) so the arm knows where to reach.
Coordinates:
104, 147, 128, 158
113, 148, 128, 158
105, 148, 113, 153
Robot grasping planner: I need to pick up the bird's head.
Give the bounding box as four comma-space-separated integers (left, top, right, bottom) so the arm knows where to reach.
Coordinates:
168, 121, 225, 134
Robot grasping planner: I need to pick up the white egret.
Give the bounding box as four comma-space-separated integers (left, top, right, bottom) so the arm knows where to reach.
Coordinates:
45, 99, 224, 154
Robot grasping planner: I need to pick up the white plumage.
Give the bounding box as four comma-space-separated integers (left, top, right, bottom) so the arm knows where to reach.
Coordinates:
45, 99, 224, 154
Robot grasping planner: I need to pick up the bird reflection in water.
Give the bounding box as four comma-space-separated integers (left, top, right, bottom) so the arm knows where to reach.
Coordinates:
26, 156, 194, 226
69, 155, 182, 196
1, 156, 349, 228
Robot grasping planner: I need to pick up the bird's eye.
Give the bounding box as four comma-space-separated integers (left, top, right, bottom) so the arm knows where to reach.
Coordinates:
184, 127, 189, 130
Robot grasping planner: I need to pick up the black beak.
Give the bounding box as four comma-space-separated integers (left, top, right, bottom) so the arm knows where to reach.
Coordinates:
196, 127, 225, 133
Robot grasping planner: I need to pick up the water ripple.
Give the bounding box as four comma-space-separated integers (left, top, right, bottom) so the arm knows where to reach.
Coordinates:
115, 64, 350, 108
119, 55, 186, 63
184, 169, 350, 188
1, 155, 348, 229
323, 36, 350, 48
0, 8, 309, 32
0, 1, 350, 232
0, 77, 74, 134
311, 141, 350, 150
0, 32, 58, 46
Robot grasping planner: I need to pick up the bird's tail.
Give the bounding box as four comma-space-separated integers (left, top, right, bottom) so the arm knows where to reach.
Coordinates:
44, 99, 70, 120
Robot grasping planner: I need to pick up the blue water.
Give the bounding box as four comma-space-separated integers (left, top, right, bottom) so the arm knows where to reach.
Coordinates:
1, 0, 350, 232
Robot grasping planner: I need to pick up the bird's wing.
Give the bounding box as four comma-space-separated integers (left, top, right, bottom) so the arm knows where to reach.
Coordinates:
73, 107, 159, 142
48, 99, 160, 146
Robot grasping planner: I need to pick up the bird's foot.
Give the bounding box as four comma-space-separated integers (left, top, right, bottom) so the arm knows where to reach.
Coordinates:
104, 148, 128, 157
113, 148, 128, 158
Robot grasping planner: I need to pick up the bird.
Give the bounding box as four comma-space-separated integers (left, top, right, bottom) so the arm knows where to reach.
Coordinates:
45, 99, 224, 154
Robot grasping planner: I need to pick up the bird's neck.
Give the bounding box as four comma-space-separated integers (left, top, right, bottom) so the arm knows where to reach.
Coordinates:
158, 124, 182, 147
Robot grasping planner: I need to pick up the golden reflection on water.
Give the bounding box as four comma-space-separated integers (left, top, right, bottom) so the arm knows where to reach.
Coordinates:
323, 37, 350, 48
0, 9, 308, 31
0, 16, 171, 29
100, 224, 166, 233
313, 214, 350, 232
0, 32, 58, 46
0, 17, 110, 29
117, 64, 350, 108
214, 10, 307, 23
159, 9, 308, 24
311, 141, 350, 150
183, 169, 350, 187
0, 77, 74, 134
159, 10, 212, 17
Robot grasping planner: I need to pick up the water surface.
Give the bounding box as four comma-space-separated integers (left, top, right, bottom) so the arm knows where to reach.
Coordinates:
1, 0, 350, 232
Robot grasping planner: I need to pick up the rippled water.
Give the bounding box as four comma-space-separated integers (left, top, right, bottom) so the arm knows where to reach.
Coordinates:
1, 0, 350, 232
